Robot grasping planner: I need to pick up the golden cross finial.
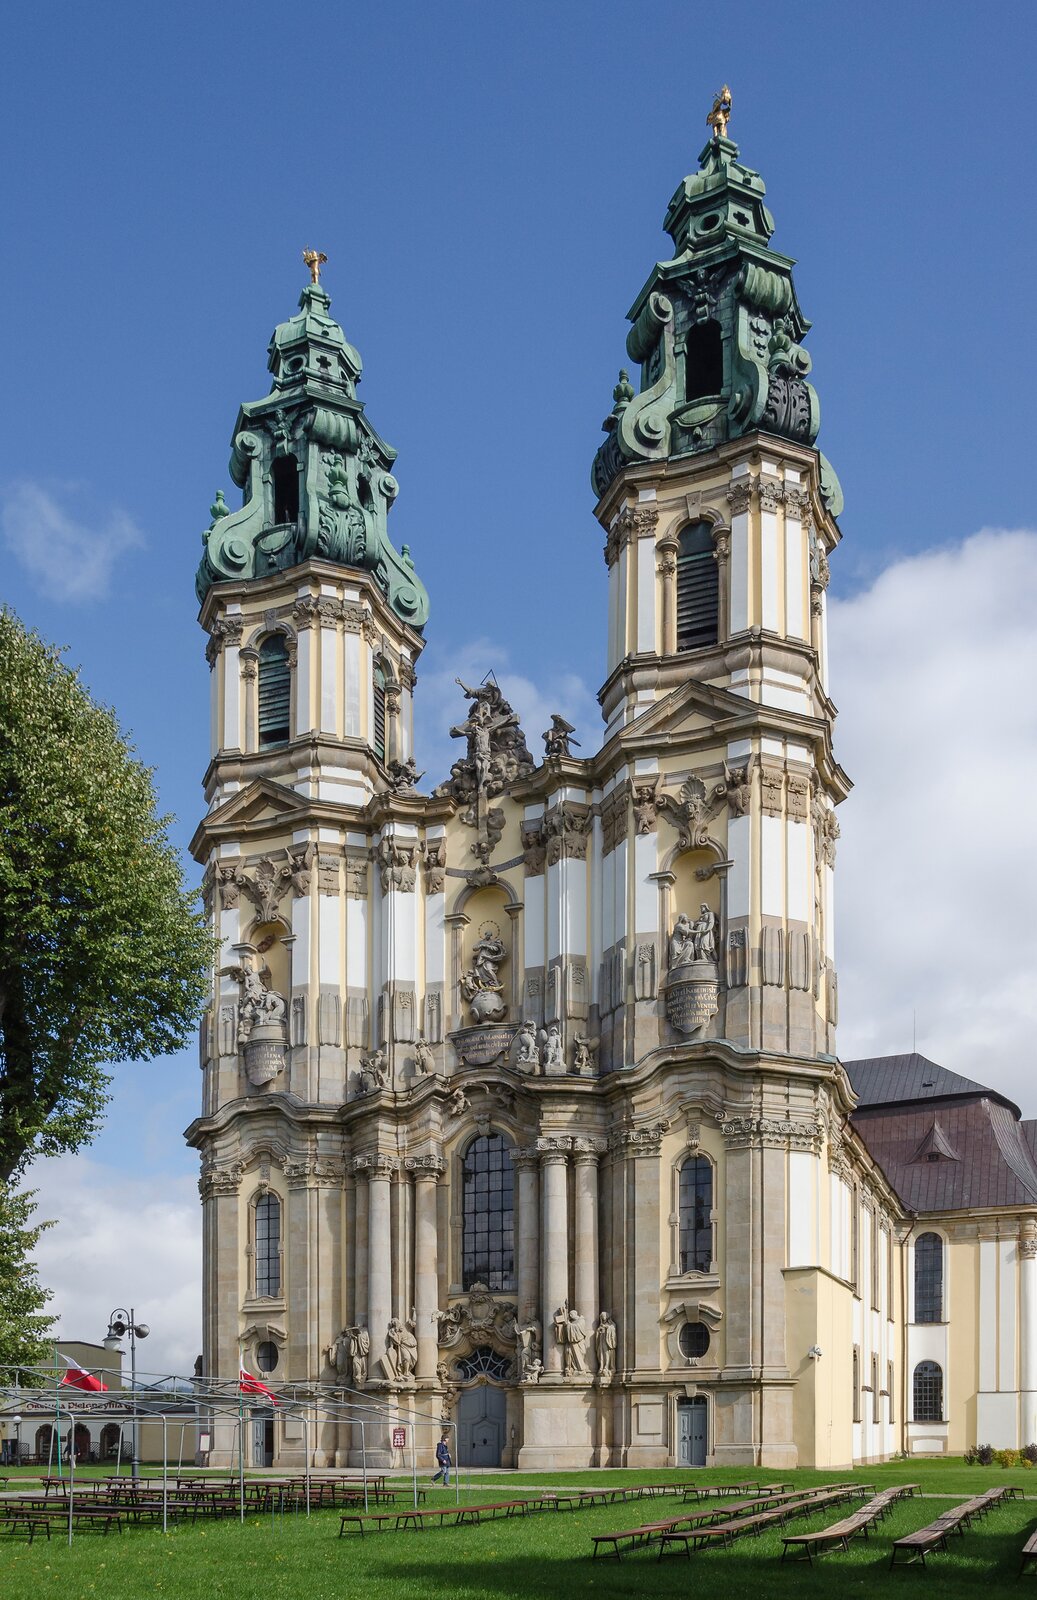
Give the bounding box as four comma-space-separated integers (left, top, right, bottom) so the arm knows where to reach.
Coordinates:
302, 249, 328, 285
706, 85, 732, 140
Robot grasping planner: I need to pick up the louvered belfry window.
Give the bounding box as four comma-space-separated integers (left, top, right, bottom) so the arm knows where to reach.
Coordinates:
676, 521, 719, 651
372, 661, 387, 761
258, 635, 291, 746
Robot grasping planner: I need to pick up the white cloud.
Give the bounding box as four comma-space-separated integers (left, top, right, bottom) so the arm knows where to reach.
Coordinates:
24, 1153, 200, 1379
830, 528, 1037, 1114
1, 482, 143, 602
414, 636, 601, 785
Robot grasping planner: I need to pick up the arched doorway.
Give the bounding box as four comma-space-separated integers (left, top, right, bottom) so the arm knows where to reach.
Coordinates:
65, 1423, 92, 1462
676, 1396, 708, 1467
35, 1424, 55, 1464
457, 1386, 507, 1468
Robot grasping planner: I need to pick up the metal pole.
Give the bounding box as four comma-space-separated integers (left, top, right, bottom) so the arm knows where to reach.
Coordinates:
130, 1310, 139, 1482
411, 1417, 417, 1509
304, 1412, 311, 1517
453, 1421, 460, 1504
162, 1416, 168, 1533
66, 1406, 74, 1547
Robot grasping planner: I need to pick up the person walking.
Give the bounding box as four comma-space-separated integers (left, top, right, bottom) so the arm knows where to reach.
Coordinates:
431, 1431, 452, 1486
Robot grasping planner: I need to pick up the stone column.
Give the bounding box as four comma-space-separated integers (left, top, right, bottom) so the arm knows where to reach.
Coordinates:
657, 536, 678, 657
540, 1143, 570, 1373
409, 1155, 445, 1382
1021, 1233, 1037, 1442
366, 1155, 397, 1369
573, 1141, 601, 1338
514, 1148, 541, 1325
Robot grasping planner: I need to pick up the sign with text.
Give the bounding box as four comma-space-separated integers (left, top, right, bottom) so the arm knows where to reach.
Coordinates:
391, 1427, 406, 1450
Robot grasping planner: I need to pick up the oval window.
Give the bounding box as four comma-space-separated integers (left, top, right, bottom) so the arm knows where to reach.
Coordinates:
678, 1321, 711, 1359
256, 1341, 279, 1373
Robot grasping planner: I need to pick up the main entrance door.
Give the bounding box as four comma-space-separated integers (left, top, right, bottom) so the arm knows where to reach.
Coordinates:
457, 1385, 507, 1467
677, 1397, 707, 1467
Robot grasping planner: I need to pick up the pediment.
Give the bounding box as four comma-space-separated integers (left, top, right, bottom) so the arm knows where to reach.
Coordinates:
621, 678, 756, 743
204, 778, 311, 830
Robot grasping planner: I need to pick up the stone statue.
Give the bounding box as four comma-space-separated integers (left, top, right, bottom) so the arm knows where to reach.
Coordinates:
459, 928, 508, 1024
707, 84, 732, 140
387, 756, 424, 792
328, 1325, 370, 1388
553, 1302, 589, 1377
668, 913, 697, 971
448, 1086, 470, 1117
572, 1034, 598, 1075
539, 1023, 564, 1073
526, 1358, 544, 1383
543, 714, 579, 760
383, 1315, 418, 1381
691, 904, 718, 964
412, 1035, 435, 1075
594, 1312, 617, 1381
514, 1020, 540, 1070
435, 1360, 452, 1387
236, 964, 287, 1042
511, 1314, 542, 1378
358, 1047, 390, 1094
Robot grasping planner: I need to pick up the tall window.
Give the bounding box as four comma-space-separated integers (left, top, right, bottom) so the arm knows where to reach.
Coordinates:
871, 1353, 880, 1423
676, 522, 719, 652
913, 1360, 943, 1422
914, 1232, 943, 1323
678, 1155, 713, 1273
462, 1135, 514, 1291
272, 455, 299, 524
887, 1359, 895, 1423
684, 319, 724, 402
254, 1193, 282, 1297
258, 636, 291, 746
372, 661, 387, 761
852, 1345, 861, 1423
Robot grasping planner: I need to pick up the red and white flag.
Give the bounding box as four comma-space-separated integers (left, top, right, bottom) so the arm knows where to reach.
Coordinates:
238, 1366, 277, 1404
59, 1354, 108, 1393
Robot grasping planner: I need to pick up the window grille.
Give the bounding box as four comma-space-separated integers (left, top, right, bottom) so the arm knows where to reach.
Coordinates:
372, 662, 387, 761
258, 636, 291, 746
455, 1347, 512, 1381
678, 1155, 713, 1273
678, 1321, 711, 1359
914, 1232, 943, 1323
676, 522, 719, 651
255, 1193, 282, 1298
461, 1135, 514, 1292
913, 1360, 943, 1422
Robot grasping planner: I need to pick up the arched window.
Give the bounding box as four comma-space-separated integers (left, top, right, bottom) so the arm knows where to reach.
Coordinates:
372, 660, 387, 762
676, 522, 719, 652
684, 319, 724, 402
254, 1192, 282, 1298
461, 1134, 514, 1292
678, 1155, 713, 1273
914, 1232, 943, 1323
258, 636, 291, 747
913, 1360, 943, 1422
272, 455, 299, 524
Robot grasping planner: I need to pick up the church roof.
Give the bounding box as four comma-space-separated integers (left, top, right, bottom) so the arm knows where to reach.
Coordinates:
843, 1052, 1020, 1118
846, 1052, 1035, 1211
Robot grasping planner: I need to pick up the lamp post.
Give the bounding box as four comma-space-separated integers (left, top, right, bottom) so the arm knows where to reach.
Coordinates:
104, 1307, 149, 1481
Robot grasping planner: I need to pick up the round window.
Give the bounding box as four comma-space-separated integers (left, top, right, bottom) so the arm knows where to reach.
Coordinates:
256, 1341, 279, 1373
678, 1321, 711, 1360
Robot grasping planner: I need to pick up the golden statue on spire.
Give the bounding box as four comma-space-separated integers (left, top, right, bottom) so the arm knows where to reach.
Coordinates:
706, 85, 732, 140
302, 249, 328, 285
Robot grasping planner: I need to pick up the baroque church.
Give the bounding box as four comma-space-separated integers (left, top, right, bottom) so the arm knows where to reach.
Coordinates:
186, 106, 1037, 1470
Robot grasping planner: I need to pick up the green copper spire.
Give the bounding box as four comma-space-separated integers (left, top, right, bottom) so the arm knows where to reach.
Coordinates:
196, 270, 430, 628
593, 129, 843, 516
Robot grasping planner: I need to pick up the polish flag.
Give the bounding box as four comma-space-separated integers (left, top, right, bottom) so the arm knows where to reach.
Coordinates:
59, 1354, 108, 1393
238, 1367, 277, 1404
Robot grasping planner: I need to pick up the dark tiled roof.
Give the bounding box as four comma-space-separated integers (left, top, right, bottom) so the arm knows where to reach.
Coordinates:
852, 1097, 1037, 1211
844, 1052, 1019, 1118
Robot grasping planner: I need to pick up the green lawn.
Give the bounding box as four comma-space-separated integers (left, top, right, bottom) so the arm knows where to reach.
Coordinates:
1, 1464, 1033, 1599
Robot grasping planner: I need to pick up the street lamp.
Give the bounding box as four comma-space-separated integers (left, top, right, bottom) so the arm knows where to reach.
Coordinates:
104, 1307, 150, 1480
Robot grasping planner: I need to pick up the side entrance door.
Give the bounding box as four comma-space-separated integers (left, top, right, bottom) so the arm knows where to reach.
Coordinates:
677, 1397, 708, 1467
251, 1410, 274, 1467
457, 1385, 507, 1467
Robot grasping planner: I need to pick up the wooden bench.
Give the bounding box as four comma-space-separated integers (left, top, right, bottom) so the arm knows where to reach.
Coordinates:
339, 1499, 528, 1537
0, 1508, 53, 1544
889, 1494, 999, 1568
781, 1484, 921, 1563
1020, 1524, 1037, 1577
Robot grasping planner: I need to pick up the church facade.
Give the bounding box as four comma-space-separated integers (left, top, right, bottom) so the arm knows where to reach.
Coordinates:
185, 123, 1037, 1470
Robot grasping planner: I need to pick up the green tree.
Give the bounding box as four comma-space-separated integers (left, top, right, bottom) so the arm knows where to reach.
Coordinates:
0, 608, 213, 1183
0, 1186, 55, 1378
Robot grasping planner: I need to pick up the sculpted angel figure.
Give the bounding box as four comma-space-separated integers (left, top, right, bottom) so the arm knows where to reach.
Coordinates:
543, 714, 579, 760
514, 1019, 540, 1069
706, 84, 732, 139
572, 1034, 598, 1075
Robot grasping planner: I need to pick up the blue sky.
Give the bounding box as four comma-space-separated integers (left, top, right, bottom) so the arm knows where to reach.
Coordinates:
5, 1, 1037, 1370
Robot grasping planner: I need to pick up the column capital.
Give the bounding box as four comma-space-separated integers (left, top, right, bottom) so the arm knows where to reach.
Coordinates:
572, 1137, 607, 1162
608, 1121, 669, 1157
353, 1152, 400, 1177
406, 1154, 446, 1178
512, 1146, 542, 1172
536, 1136, 572, 1163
